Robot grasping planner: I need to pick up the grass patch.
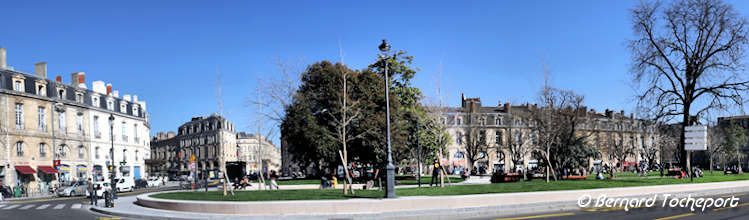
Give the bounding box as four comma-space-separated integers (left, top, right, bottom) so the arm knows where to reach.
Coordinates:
152, 173, 749, 201
273, 175, 465, 186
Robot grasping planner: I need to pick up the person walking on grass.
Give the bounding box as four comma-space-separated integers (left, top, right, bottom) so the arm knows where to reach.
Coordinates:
269, 171, 279, 190
430, 159, 441, 187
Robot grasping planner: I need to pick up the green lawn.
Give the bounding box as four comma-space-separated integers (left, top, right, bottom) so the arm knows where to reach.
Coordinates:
272, 175, 465, 186
151, 173, 749, 201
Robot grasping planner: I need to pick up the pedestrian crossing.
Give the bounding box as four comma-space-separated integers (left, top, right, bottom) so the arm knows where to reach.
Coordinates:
0, 203, 88, 210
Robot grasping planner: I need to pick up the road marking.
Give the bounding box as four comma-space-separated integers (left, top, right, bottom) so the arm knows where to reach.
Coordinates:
2, 204, 20, 209
8, 196, 85, 204
71, 203, 82, 209
494, 212, 575, 220
653, 213, 695, 220
53, 204, 65, 209
19, 204, 35, 210
713, 202, 749, 211
0, 205, 5, 209
36, 204, 50, 209
721, 193, 745, 198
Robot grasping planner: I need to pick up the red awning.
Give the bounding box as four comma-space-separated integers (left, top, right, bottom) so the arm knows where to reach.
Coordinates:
15, 165, 35, 175
38, 165, 58, 174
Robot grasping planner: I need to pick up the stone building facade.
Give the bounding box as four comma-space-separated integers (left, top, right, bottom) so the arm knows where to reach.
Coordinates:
237, 132, 281, 173
0, 47, 149, 193
149, 115, 237, 180
437, 95, 659, 175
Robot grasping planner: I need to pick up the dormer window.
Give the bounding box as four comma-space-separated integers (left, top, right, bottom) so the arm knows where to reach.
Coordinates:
132, 105, 139, 117
91, 96, 100, 107
106, 99, 114, 110
12, 74, 25, 92
56, 86, 66, 99
75, 91, 84, 103
120, 102, 127, 113
35, 80, 47, 96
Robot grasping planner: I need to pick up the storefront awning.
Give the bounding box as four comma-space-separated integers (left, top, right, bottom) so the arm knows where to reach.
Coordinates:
38, 165, 58, 174
15, 165, 35, 175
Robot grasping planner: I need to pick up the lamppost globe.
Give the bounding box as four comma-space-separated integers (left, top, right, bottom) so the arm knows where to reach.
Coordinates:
379, 39, 390, 53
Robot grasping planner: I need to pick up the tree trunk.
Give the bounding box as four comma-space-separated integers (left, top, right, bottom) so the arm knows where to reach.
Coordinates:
709, 156, 714, 175
680, 107, 689, 176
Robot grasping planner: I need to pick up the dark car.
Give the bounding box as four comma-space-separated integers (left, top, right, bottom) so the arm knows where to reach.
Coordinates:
134, 178, 148, 189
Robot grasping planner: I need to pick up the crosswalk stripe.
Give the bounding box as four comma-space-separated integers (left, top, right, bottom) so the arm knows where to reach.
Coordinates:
36, 204, 50, 209
2, 204, 20, 209
53, 204, 65, 209
71, 204, 81, 209
19, 204, 34, 210
0, 205, 6, 209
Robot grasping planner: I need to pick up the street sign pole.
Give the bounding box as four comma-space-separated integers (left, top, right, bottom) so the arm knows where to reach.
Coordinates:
684, 125, 707, 183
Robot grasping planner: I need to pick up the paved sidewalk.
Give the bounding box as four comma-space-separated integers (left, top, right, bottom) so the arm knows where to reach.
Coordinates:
90, 180, 749, 220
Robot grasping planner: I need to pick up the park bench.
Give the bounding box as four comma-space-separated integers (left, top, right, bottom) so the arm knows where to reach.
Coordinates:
561, 175, 587, 180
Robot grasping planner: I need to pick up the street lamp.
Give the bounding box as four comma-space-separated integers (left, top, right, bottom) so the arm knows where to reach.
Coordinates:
379, 39, 396, 198
108, 114, 117, 203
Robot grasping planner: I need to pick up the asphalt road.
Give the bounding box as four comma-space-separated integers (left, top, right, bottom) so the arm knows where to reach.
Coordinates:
481, 191, 749, 220
0, 190, 155, 220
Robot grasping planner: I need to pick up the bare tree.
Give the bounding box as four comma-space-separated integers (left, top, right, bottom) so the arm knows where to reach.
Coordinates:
630, 0, 749, 175
462, 112, 490, 176
706, 123, 725, 173
604, 121, 635, 178
505, 122, 531, 179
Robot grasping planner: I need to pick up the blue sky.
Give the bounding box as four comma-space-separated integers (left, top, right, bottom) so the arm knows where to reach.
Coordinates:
3, 1, 749, 145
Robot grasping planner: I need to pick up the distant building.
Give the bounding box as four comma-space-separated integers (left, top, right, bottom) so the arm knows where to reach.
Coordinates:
435, 94, 659, 175
237, 132, 281, 174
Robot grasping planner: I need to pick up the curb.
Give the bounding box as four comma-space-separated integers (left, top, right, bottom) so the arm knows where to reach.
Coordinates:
89, 183, 749, 220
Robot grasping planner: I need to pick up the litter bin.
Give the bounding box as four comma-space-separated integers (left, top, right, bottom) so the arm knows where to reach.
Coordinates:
13, 186, 22, 198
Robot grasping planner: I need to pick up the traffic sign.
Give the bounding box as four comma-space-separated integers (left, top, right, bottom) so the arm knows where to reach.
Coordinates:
684, 125, 707, 151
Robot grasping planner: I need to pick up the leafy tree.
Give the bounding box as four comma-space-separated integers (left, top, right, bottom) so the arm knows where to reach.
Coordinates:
722, 122, 747, 173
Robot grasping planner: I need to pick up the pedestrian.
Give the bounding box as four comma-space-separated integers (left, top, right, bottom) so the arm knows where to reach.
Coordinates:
365, 163, 374, 189
269, 171, 279, 190
87, 178, 96, 206
430, 159, 441, 187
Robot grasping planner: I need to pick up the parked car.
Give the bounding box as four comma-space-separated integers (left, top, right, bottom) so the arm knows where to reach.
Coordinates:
86, 181, 111, 198
135, 178, 149, 189
57, 181, 89, 197
114, 178, 134, 192
147, 177, 162, 187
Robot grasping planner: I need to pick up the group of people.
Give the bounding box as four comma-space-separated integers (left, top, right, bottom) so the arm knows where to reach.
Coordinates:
233, 170, 279, 190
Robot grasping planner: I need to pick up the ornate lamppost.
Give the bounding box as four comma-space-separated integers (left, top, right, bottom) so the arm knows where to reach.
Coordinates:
378, 39, 396, 198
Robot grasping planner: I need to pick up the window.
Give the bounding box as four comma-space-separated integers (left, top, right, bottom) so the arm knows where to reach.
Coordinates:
95, 146, 100, 159
14, 80, 23, 92
454, 152, 464, 158
58, 145, 67, 157
58, 88, 65, 98
134, 124, 139, 143
122, 149, 127, 161
479, 152, 486, 159
16, 142, 23, 156
479, 130, 486, 142
495, 131, 503, 145
457, 117, 462, 125
480, 118, 486, 126
135, 150, 139, 161
76, 113, 83, 136
78, 146, 85, 159
37, 84, 46, 96
38, 107, 46, 131
121, 122, 127, 142
456, 132, 463, 145
120, 103, 127, 113
441, 118, 446, 125
515, 119, 521, 126
93, 116, 100, 138
75, 93, 84, 103
58, 112, 66, 134
92, 96, 100, 107
495, 118, 502, 125
15, 103, 23, 130
107, 100, 114, 110
39, 143, 47, 157
133, 106, 139, 117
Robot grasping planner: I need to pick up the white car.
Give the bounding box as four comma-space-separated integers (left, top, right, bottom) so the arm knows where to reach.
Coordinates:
86, 181, 112, 198
114, 178, 134, 192
147, 177, 162, 187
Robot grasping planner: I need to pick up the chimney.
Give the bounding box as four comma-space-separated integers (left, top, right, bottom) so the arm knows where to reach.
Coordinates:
133, 95, 138, 102
106, 83, 112, 95
35, 62, 47, 78
113, 90, 119, 98
77, 72, 86, 88
92, 81, 106, 94
0, 47, 6, 70
620, 110, 625, 116
504, 102, 511, 113
56, 75, 62, 82
71, 72, 79, 87
123, 94, 131, 102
